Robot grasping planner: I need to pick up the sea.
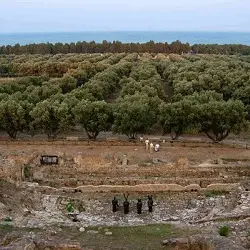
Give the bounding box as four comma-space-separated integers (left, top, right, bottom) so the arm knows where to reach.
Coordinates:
0, 31, 250, 46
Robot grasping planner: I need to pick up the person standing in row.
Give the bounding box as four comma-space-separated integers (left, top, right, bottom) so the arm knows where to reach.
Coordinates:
155, 143, 160, 152
112, 197, 119, 212
145, 138, 149, 150
149, 142, 154, 154
139, 135, 144, 143
123, 194, 129, 214
137, 199, 142, 214
111, 195, 154, 214
148, 195, 153, 212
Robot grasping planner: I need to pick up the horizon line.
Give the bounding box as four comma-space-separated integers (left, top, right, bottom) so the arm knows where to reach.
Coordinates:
1, 30, 250, 34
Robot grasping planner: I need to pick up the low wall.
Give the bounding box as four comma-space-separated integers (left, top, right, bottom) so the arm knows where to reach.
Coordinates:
22, 182, 240, 194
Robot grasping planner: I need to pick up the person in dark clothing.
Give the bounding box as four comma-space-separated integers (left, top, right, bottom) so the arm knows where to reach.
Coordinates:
112, 197, 119, 212
148, 195, 153, 213
137, 199, 142, 214
123, 194, 129, 214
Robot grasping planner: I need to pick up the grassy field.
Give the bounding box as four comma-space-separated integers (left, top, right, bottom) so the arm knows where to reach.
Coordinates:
0, 224, 197, 250
59, 224, 196, 250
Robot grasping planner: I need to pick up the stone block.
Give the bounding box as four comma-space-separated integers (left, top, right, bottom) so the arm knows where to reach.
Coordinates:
105, 231, 113, 236
176, 157, 189, 168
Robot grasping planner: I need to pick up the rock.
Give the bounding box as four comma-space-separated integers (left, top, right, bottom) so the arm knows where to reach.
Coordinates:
24, 242, 36, 250
23, 208, 31, 216
163, 235, 247, 250
87, 230, 99, 234
104, 228, 109, 232
176, 158, 189, 168
171, 216, 179, 221
105, 231, 113, 236
79, 227, 85, 232
2, 232, 21, 246
122, 155, 128, 166
216, 158, 224, 165
21, 182, 39, 188
152, 158, 159, 164
0, 202, 6, 210
162, 238, 189, 247
240, 206, 249, 210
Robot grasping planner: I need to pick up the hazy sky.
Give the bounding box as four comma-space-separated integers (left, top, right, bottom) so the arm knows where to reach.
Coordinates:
1, 0, 249, 33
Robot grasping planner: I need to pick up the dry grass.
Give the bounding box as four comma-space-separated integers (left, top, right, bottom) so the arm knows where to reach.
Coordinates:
0, 78, 17, 84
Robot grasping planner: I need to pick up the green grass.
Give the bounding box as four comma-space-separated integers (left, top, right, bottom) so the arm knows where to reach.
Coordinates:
0, 224, 197, 249
219, 225, 230, 237
59, 224, 195, 250
0, 224, 14, 234
205, 190, 228, 198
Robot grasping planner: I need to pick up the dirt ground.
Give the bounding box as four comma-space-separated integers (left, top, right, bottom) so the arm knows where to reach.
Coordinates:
1, 143, 249, 163
1, 142, 250, 249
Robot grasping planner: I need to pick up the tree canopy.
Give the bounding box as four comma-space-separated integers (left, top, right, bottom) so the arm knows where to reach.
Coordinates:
113, 93, 162, 139
74, 100, 113, 139
0, 53, 249, 141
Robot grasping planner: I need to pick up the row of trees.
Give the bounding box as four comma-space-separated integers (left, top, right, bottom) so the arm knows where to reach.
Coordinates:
1, 40, 250, 55
0, 53, 128, 77
0, 55, 249, 141
0, 91, 247, 141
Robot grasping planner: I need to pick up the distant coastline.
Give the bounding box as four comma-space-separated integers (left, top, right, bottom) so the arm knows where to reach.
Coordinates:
1, 31, 250, 46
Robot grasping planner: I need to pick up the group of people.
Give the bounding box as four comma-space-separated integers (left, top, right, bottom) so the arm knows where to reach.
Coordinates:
140, 135, 160, 153
112, 195, 154, 214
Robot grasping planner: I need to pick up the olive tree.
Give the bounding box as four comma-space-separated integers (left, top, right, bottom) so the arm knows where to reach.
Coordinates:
159, 99, 198, 140
113, 93, 162, 139
197, 99, 247, 142
74, 100, 113, 139
30, 99, 73, 139
0, 98, 31, 139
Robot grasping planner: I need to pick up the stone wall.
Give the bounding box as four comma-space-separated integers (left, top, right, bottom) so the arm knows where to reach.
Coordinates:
27, 182, 240, 194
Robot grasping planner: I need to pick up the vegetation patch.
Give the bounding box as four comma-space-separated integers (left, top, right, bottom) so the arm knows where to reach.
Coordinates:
205, 190, 228, 198
0, 54, 249, 142
219, 225, 230, 237
58, 224, 196, 250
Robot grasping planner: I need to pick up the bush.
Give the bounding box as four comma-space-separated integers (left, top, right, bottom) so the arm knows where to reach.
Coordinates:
66, 202, 74, 213
4, 216, 12, 222
205, 190, 227, 198
23, 164, 32, 180
219, 225, 230, 237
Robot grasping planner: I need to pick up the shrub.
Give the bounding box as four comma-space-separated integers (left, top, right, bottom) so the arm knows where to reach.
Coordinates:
23, 164, 32, 180
66, 202, 74, 213
205, 190, 227, 198
4, 216, 12, 222
219, 225, 230, 237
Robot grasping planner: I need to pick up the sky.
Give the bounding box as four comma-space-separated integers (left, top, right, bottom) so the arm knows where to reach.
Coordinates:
1, 0, 250, 33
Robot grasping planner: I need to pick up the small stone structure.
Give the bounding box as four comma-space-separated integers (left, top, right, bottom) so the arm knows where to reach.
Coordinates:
40, 155, 59, 165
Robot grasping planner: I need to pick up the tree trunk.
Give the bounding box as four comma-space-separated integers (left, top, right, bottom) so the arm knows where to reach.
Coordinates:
7, 130, 18, 140
170, 132, 182, 140
47, 131, 58, 140
86, 130, 99, 140
126, 133, 137, 141
205, 131, 229, 142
